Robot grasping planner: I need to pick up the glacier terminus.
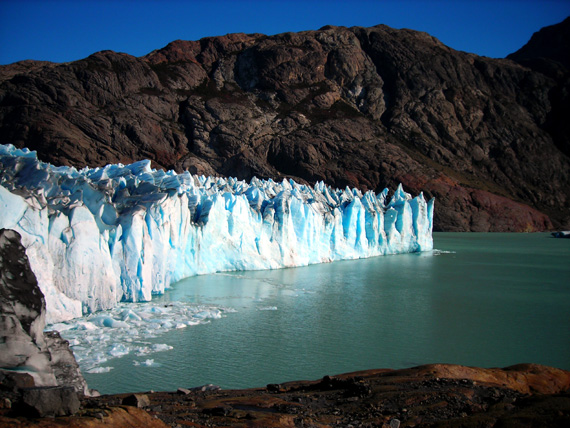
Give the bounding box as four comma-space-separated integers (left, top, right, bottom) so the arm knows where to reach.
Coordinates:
0, 144, 434, 323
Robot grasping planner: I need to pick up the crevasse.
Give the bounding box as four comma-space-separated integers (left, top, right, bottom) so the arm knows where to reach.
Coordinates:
0, 144, 434, 323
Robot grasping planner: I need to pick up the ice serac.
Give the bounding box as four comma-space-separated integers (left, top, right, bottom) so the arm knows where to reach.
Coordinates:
0, 144, 434, 323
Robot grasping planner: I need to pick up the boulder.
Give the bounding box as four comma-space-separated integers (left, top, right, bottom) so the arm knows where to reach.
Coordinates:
190, 384, 221, 392
44, 330, 90, 396
122, 393, 151, 408
0, 370, 35, 392
17, 386, 80, 417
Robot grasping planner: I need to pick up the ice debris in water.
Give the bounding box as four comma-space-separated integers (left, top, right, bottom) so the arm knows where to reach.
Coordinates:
431, 249, 456, 256
85, 367, 114, 374
134, 359, 159, 367
48, 300, 230, 374
0, 144, 434, 323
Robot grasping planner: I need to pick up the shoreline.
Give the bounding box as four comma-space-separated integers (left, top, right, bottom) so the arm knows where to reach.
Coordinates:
2, 363, 569, 427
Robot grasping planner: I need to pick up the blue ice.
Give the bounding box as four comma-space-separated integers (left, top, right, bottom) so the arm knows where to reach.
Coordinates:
0, 144, 434, 323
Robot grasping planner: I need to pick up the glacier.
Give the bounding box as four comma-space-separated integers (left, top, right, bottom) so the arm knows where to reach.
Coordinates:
0, 144, 434, 323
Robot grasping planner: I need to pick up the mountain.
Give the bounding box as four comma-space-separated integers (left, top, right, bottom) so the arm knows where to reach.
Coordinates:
508, 16, 570, 71
507, 17, 570, 162
1, 21, 569, 231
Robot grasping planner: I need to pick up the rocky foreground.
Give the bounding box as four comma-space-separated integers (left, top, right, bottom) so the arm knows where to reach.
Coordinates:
1, 363, 569, 427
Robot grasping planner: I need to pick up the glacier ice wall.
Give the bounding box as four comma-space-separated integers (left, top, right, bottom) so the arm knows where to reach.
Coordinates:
0, 144, 434, 323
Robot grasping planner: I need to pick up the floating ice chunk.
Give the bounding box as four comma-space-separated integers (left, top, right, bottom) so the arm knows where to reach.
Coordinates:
135, 344, 172, 356
49, 301, 231, 375
134, 359, 159, 367
258, 306, 278, 311
120, 309, 142, 321
193, 309, 222, 320
135, 346, 151, 356
91, 316, 129, 328
134, 344, 172, 357
82, 355, 108, 366
432, 249, 456, 256
86, 366, 113, 374
74, 321, 99, 331
152, 344, 173, 352
158, 320, 175, 329
48, 322, 73, 332
108, 343, 130, 357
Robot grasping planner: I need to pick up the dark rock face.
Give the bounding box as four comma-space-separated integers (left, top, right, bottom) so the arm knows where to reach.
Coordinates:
508, 17, 570, 163
122, 393, 151, 408
44, 331, 89, 396
17, 386, 80, 417
0, 228, 55, 387
508, 17, 570, 71
0, 228, 90, 417
1, 22, 569, 231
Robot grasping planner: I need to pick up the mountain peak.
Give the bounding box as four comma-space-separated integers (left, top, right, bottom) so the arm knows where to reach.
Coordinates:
0, 23, 568, 231
508, 16, 570, 70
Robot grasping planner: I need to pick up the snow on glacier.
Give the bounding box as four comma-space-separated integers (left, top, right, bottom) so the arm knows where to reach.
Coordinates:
0, 144, 434, 323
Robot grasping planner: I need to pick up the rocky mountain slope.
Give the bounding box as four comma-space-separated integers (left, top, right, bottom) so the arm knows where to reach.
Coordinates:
1, 20, 569, 231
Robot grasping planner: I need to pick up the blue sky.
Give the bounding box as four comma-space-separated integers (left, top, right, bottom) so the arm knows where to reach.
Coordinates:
1, 0, 569, 65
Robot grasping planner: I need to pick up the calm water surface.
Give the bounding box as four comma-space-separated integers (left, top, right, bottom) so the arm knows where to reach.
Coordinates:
83, 233, 570, 394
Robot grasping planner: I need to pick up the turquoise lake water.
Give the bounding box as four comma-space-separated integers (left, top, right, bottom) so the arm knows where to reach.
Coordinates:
82, 233, 570, 394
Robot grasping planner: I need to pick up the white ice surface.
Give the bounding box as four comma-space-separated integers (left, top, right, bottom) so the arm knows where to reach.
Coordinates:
48, 300, 230, 374
0, 144, 434, 323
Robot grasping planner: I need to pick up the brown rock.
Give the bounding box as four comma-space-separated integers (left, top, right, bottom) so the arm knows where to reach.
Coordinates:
16, 386, 80, 417
0, 405, 169, 427
1, 364, 568, 427
1, 21, 569, 231
44, 331, 89, 396
121, 393, 150, 408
